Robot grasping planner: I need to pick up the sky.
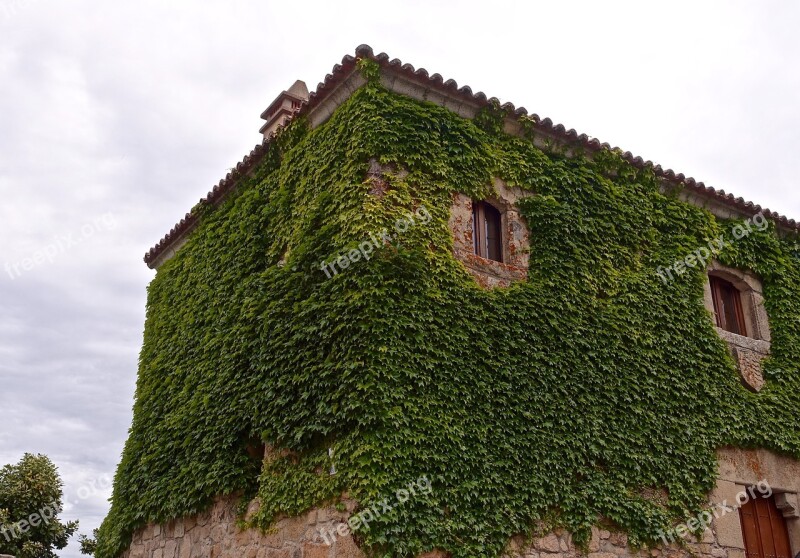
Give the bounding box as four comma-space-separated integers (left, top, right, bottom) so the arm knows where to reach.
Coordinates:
0, 1, 798, 556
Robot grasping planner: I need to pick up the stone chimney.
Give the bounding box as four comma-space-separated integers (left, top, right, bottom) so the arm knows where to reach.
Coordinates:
259, 80, 309, 138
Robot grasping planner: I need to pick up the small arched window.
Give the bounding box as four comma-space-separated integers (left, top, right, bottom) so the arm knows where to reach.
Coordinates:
473, 201, 503, 262
710, 276, 747, 336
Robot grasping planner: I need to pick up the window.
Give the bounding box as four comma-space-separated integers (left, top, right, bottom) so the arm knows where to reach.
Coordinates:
473, 201, 503, 262
739, 494, 793, 558
710, 276, 747, 336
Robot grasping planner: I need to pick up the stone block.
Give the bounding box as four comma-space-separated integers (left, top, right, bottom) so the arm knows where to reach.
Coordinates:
776, 492, 800, 518
731, 346, 765, 392
334, 536, 365, 558
588, 527, 602, 552
210, 523, 228, 543
235, 526, 255, 547
266, 548, 292, 558
608, 533, 627, 547
276, 515, 307, 541
709, 481, 745, 549
535, 534, 562, 553
304, 542, 332, 558
262, 527, 285, 548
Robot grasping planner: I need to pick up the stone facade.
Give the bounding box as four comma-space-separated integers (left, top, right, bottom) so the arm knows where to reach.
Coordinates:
120, 448, 800, 558
120, 496, 364, 558
507, 523, 726, 558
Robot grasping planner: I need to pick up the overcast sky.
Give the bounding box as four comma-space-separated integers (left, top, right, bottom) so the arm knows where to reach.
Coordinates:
1, 1, 798, 556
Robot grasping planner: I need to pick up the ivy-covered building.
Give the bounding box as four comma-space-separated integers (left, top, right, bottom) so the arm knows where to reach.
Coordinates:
97, 45, 800, 558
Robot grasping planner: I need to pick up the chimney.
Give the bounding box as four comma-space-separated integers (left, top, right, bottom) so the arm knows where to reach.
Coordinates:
259, 80, 309, 138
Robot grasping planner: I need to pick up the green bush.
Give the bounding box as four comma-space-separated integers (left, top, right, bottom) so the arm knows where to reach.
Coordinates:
0, 453, 78, 558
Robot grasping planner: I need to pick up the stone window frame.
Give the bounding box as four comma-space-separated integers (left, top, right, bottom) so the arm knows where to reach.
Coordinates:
703, 262, 771, 343
449, 178, 530, 289
703, 261, 771, 392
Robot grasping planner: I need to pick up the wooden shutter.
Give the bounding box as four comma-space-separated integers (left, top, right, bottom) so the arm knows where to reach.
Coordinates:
710, 276, 747, 336
472, 201, 503, 263
739, 494, 792, 558
484, 204, 503, 262
473, 201, 486, 258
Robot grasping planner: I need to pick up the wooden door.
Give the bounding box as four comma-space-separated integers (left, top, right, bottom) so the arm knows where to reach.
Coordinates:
739, 494, 792, 558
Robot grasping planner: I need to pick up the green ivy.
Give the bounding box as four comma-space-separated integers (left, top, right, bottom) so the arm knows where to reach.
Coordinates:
95, 66, 800, 558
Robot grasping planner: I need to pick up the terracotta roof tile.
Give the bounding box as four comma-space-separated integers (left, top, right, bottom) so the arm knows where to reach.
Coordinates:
144, 44, 799, 267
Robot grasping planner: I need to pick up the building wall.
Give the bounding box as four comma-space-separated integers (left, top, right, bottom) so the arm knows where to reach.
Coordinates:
120, 449, 800, 558
120, 496, 363, 558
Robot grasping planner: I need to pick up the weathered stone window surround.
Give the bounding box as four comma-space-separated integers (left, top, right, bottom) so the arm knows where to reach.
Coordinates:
449, 178, 530, 288
703, 261, 771, 391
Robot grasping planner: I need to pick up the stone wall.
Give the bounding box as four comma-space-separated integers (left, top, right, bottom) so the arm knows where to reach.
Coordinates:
120, 450, 800, 558
117, 499, 739, 558
510, 524, 728, 558
121, 496, 363, 558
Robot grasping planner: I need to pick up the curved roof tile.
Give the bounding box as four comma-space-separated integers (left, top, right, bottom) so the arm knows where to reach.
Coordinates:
144, 44, 799, 267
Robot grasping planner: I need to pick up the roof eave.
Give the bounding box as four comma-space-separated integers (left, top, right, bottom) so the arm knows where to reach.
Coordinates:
143, 44, 799, 269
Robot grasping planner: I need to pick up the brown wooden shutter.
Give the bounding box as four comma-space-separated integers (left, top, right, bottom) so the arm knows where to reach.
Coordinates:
473, 201, 484, 257
472, 201, 503, 263
710, 276, 747, 336
739, 494, 792, 558
484, 204, 502, 262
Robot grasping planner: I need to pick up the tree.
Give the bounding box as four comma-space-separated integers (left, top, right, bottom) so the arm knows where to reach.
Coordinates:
78, 528, 98, 555
0, 453, 78, 558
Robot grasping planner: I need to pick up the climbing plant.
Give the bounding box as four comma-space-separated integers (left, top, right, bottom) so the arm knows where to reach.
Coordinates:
94, 60, 800, 558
